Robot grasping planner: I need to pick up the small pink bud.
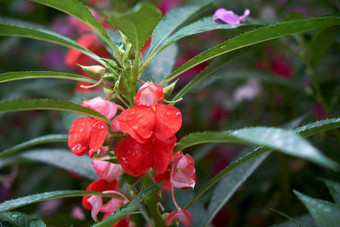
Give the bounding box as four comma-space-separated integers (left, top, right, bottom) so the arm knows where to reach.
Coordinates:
134, 82, 164, 106
165, 209, 193, 226
110, 116, 121, 132
170, 152, 196, 189
71, 206, 86, 220
81, 97, 119, 120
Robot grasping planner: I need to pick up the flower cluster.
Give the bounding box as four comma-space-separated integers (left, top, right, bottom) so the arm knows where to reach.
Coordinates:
68, 83, 196, 226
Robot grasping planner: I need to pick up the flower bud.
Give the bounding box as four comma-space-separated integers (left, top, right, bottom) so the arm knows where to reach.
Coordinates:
78, 65, 106, 79
163, 80, 178, 98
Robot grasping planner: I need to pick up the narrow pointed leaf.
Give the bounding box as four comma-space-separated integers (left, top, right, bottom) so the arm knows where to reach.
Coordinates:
0, 71, 97, 84
162, 16, 340, 84
107, 3, 162, 52
92, 183, 162, 227
176, 127, 338, 170
31, 0, 112, 48
0, 190, 120, 212
294, 190, 340, 227
0, 211, 46, 227
323, 179, 340, 204
147, 3, 212, 57
155, 16, 262, 59
0, 23, 102, 64
0, 99, 110, 124
184, 118, 340, 209
0, 134, 68, 159
270, 209, 307, 227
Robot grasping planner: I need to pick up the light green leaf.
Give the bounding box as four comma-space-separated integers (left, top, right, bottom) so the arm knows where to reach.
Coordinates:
294, 190, 340, 227
156, 16, 262, 58
0, 134, 68, 159
184, 118, 340, 209
323, 179, 340, 204
92, 184, 162, 227
147, 3, 212, 57
107, 3, 162, 52
0, 99, 110, 124
162, 16, 340, 84
0, 190, 119, 212
0, 23, 103, 65
142, 44, 178, 84
175, 127, 338, 170
0, 211, 46, 227
31, 0, 106, 42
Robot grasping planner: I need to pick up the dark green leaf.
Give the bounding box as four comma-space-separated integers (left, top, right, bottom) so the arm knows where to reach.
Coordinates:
0, 23, 103, 65
31, 0, 113, 49
142, 44, 178, 84
294, 190, 340, 227
156, 16, 262, 57
323, 179, 340, 204
0, 134, 68, 159
107, 3, 162, 52
147, 3, 212, 57
176, 127, 338, 170
0, 190, 119, 212
184, 118, 340, 209
270, 209, 307, 227
0, 99, 110, 124
0, 71, 101, 85
92, 183, 162, 227
162, 16, 340, 84
0, 211, 46, 227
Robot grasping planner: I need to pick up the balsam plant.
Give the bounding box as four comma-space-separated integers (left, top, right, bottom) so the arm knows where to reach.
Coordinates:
0, 0, 340, 226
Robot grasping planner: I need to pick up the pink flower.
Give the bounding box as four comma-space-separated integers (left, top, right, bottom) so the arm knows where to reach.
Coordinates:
91, 156, 123, 183
213, 8, 250, 25
81, 97, 122, 120
71, 206, 86, 220
171, 152, 196, 189
165, 209, 193, 226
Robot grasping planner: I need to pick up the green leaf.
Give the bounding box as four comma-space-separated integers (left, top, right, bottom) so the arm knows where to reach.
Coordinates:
141, 44, 178, 84
155, 16, 262, 58
92, 183, 162, 227
0, 71, 102, 85
0, 134, 68, 159
107, 3, 162, 52
0, 190, 120, 213
31, 0, 112, 47
171, 49, 248, 102
322, 179, 340, 204
184, 118, 340, 209
0, 23, 103, 65
294, 190, 340, 227
147, 3, 212, 57
270, 209, 307, 227
7, 149, 97, 180
175, 127, 338, 170
0, 211, 46, 227
162, 16, 340, 84
0, 99, 110, 124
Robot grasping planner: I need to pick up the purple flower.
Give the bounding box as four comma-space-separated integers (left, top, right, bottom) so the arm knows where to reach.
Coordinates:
213, 8, 250, 25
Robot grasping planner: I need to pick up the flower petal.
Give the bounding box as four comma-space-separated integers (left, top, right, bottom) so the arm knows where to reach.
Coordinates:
68, 117, 94, 156
118, 106, 155, 143
165, 209, 193, 226
115, 136, 152, 177
89, 120, 109, 158
151, 135, 176, 173
154, 104, 182, 140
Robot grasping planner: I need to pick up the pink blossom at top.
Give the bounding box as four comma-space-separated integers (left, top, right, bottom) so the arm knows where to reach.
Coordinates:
81, 97, 122, 120
213, 8, 250, 25
157, 0, 180, 14
91, 156, 123, 183
165, 209, 193, 226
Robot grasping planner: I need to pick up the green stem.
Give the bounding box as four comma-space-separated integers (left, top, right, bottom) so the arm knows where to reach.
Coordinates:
142, 174, 165, 227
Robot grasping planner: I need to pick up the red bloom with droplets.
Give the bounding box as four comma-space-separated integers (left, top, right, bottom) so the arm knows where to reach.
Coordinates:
116, 83, 182, 176
68, 117, 108, 157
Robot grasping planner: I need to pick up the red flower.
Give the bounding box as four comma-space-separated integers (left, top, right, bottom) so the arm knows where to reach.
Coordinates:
134, 83, 164, 107
115, 135, 176, 177
165, 209, 193, 226
82, 179, 118, 211
68, 117, 108, 157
